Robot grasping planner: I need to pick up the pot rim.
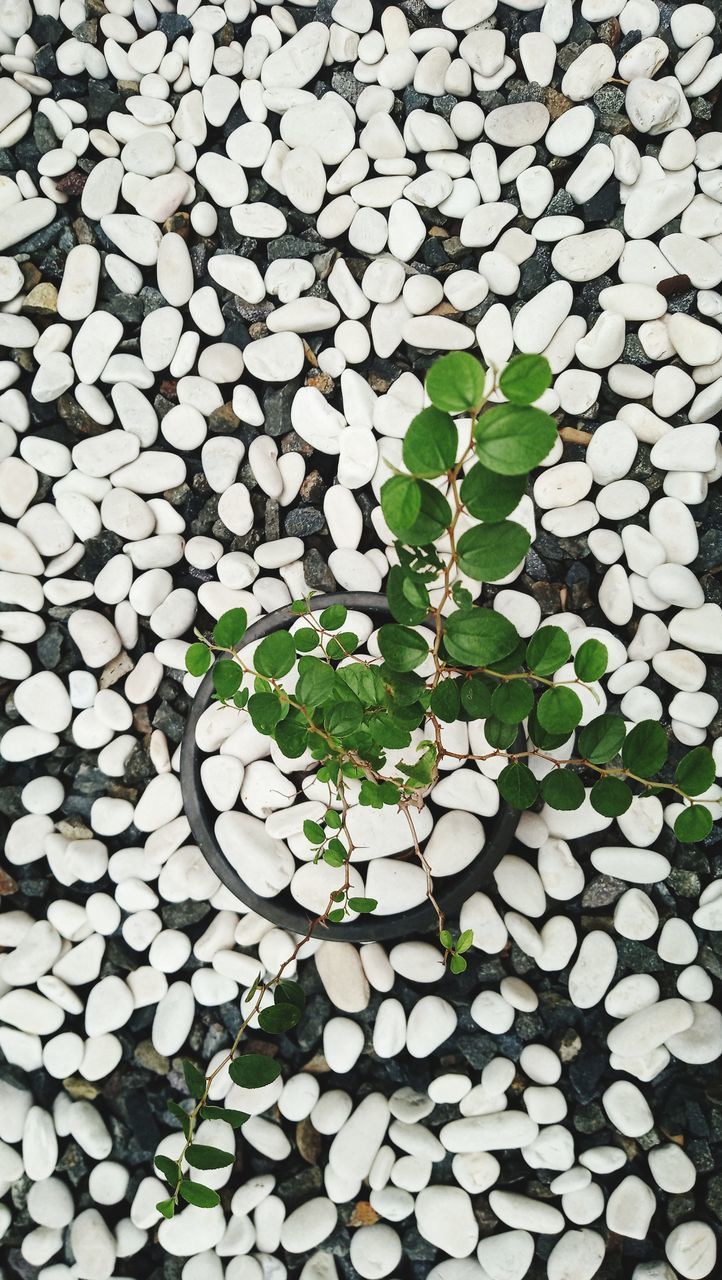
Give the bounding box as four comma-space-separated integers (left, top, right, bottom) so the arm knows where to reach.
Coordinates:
181, 591, 519, 944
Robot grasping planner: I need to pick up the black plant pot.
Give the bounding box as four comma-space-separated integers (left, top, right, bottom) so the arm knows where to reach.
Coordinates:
181, 591, 519, 943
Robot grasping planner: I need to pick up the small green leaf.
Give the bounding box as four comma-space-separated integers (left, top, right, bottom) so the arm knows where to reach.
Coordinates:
578, 714, 627, 765
185, 643, 212, 677
154, 1155, 180, 1187
460, 676, 493, 718
182, 1060, 206, 1101
381, 475, 452, 545
213, 659, 242, 700
430, 679, 461, 722
403, 406, 458, 477
324, 694, 364, 737
541, 770, 585, 810
499, 354, 552, 405
325, 809, 342, 830
475, 403, 557, 475
200, 1107, 249, 1128
449, 953, 467, 974
675, 746, 716, 797
621, 720, 668, 778
348, 897, 377, 913
319, 605, 347, 630
387, 565, 430, 626
485, 716, 517, 750
254, 631, 296, 679
574, 638, 608, 683
590, 776, 632, 817
444, 608, 520, 667
328, 908, 345, 923
247, 692, 285, 735
525, 626, 572, 677
325, 631, 359, 661
168, 1101, 191, 1138
497, 761, 538, 809
295, 655, 336, 707
426, 351, 486, 413
457, 520, 530, 582
228, 1055, 281, 1089
536, 686, 584, 736
179, 1181, 220, 1209
491, 681, 535, 724
275, 980, 305, 1011
457, 929, 473, 953
303, 820, 325, 846
258, 1004, 301, 1033
156, 1199, 175, 1219
185, 1145, 234, 1171
675, 805, 713, 842
439, 929, 454, 949
213, 608, 248, 649
294, 627, 318, 653
378, 623, 429, 673
460, 464, 526, 522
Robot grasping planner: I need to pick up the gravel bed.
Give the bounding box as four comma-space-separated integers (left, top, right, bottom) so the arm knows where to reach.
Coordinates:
1, 0, 722, 1278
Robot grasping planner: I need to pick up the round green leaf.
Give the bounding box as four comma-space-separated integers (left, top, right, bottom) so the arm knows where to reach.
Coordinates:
426, 351, 486, 413
254, 631, 296, 679
258, 1004, 301, 1033
578, 713, 626, 765
185, 1145, 234, 1171
274, 713, 308, 759
590, 775, 632, 817
378, 624, 429, 672
294, 628, 318, 653
154, 1155, 180, 1186
497, 761, 538, 809
387, 565, 430, 626
491, 681, 535, 724
182, 1059, 206, 1100
485, 716, 517, 750
541, 769, 585, 810
186, 643, 212, 677
179, 1181, 220, 1209
247, 692, 284, 735
303, 820, 325, 845
460, 464, 526, 522
228, 1054, 281, 1089
457, 520, 530, 582
499, 354, 552, 405
213, 659, 242, 700
675, 746, 716, 797
296, 656, 335, 707
574, 638, 608, 683
444, 607, 520, 668
212, 608, 248, 649
621, 720, 668, 778
200, 1106, 249, 1128
348, 897, 378, 913
430, 679, 461, 722
381, 475, 452, 545
460, 676, 493, 718
475, 404, 558, 475
275, 980, 305, 1011
675, 805, 713, 842
403, 407, 458, 476
319, 605, 347, 629
525, 626, 571, 676
537, 686, 584, 736
156, 1199, 175, 1219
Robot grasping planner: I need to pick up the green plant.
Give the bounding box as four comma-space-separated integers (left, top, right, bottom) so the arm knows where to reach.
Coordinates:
158, 351, 715, 1215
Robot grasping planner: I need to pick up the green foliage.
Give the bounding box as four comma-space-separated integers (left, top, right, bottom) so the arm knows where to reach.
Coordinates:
444, 608, 520, 667
228, 1055, 281, 1089
525, 626, 571, 676
456, 521, 531, 581
173, 350, 716, 1214
573, 638, 608, 683
460, 465, 526, 522
186, 643, 212, 677
475, 404, 558, 475
499, 353, 552, 404
213, 609, 248, 649
403, 407, 458, 476
426, 351, 486, 412
675, 746, 715, 797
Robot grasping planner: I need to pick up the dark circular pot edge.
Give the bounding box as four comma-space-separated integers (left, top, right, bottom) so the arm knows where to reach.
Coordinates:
181, 591, 520, 944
